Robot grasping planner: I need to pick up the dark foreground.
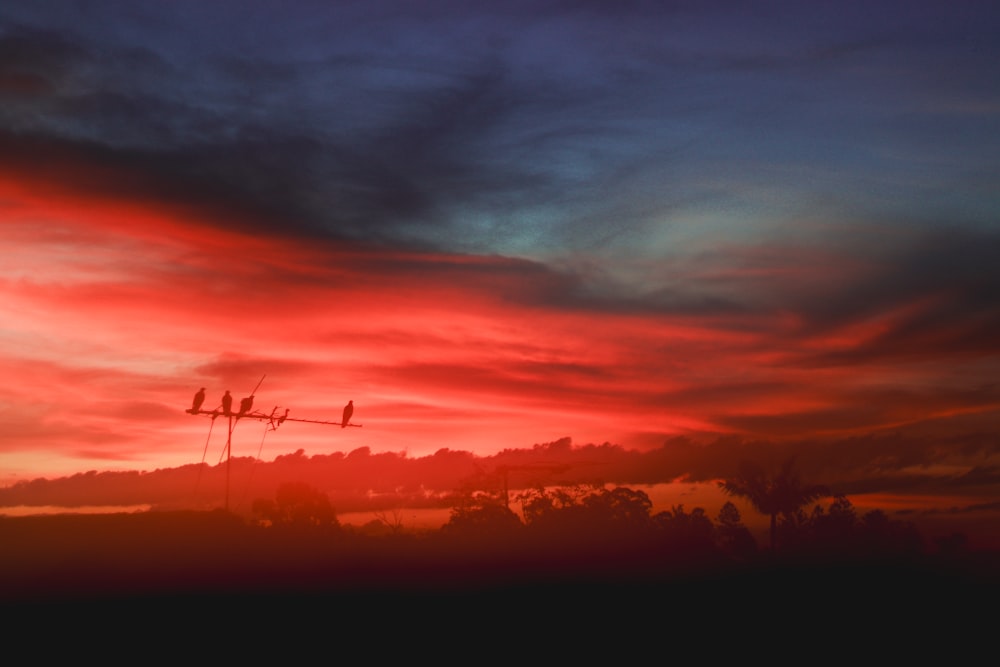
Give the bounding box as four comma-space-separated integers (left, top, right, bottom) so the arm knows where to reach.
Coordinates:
3, 510, 997, 650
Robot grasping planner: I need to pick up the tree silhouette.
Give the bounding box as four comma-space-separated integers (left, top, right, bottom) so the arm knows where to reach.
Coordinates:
442, 489, 523, 538
715, 501, 758, 559
582, 486, 655, 531
516, 485, 655, 538
251, 481, 340, 531
718, 458, 830, 552
517, 485, 588, 527
373, 507, 406, 534
783, 495, 924, 559
653, 504, 717, 557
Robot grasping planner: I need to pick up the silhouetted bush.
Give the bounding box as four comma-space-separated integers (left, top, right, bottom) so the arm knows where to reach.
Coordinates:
251, 481, 340, 532
440, 501, 523, 538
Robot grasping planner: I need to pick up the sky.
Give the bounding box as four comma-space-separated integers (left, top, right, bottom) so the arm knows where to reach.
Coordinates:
1, 0, 999, 527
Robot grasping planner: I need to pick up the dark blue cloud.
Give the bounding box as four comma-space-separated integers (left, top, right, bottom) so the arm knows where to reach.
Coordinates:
2, 1, 998, 265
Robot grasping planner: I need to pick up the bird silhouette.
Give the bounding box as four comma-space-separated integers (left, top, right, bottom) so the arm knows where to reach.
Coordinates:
221, 390, 232, 416
191, 387, 206, 413
342, 400, 353, 428
238, 395, 254, 416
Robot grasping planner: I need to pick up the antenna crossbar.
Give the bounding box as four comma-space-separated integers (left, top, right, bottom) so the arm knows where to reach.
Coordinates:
185, 408, 361, 428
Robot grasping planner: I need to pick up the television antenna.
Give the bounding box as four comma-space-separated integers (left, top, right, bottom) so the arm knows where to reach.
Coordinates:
185, 375, 361, 510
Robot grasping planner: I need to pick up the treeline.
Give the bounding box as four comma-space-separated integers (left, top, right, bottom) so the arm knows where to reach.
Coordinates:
241, 480, 1000, 600
4, 481, 998, 607
254, 480, 939, 566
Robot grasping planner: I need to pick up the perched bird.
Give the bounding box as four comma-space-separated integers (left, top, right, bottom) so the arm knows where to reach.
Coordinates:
191, 387, 206, 413
221, 390, 233, 416
239, 395, 254, 416
342, 400, 353, 428
268, 407, 289, 431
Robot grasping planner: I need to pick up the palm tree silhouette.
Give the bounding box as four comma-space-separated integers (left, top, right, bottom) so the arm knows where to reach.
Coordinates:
718, 458, 830, 553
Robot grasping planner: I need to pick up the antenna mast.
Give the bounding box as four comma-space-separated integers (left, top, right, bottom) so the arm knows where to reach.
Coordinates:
186, 378, 361, 511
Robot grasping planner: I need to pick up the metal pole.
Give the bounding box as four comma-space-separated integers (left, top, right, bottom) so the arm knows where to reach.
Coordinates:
225, 414, 233, 511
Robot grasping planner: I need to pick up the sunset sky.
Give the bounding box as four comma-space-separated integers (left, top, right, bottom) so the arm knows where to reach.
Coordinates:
1, 0, 998, 528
